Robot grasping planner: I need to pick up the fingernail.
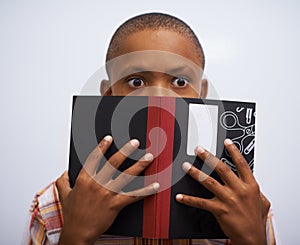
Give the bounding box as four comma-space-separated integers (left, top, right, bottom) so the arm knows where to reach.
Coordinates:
130, 139, 139, 147
104, 135, 112, 142
153, 182, 160, 191
195, 146, 205, 154
144, 153, 153, 161
176, 194, 183, 201
182, 162, 192, 172
224, 138, 233, 145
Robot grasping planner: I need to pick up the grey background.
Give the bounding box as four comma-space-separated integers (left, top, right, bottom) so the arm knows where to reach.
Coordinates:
1, 0, 299, 244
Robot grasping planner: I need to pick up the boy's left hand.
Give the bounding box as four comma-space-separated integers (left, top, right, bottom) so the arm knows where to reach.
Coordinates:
176, 139, 270, 245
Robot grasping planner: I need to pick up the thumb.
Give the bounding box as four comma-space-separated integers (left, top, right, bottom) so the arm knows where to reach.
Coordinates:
260, 192, 271, 223
56, 171, 72, 204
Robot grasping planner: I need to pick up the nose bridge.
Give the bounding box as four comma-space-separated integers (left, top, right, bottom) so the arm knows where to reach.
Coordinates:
148, 85, 169, 96
135, 86, 172, 97
148, 73, 171, 96
129, 72, 178, 97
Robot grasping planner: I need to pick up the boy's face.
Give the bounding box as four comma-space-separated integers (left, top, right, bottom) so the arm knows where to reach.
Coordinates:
101, 29, 207, 98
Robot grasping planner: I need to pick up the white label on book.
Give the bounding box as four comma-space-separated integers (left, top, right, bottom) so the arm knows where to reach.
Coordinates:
187, 104, 219, 156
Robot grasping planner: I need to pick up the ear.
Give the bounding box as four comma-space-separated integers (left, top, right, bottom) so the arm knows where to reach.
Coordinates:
100, 79, 112, 96
200, 79, 208, 98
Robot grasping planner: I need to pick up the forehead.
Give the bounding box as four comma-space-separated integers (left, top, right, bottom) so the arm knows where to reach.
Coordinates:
107, 50, 203, 84
115, 29, 202, 67
107, 30, 203, 82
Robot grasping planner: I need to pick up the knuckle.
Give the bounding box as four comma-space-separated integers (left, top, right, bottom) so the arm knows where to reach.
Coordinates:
206, 178, 216, 186
99, 139, 109, 149
94, 183, 112, 199
139, 160, 150, 168
183, 196, 193, 205
106, 158, 118, 168
250, 182, 260, 194
88, 149, 101, 161
198, 171, 208, 182
102, 188, 113, 198
142, 187, 154, 196
189, 167, 200, 179
204, 154, 218, 169
217, 162, 230, 174
204, 152, 214, 162
121, 144, 135, 157
75, 174, 91, 188
183, 196, 204, 209
75, 175, 86, 187
195, 198, 208, 209
238, 185, 249, 198
234, 155, 248, 167
227, 194, 237, 204
120, 173, 134, 183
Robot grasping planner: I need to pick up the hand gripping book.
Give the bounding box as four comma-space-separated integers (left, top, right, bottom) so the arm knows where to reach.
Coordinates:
68, 96, 256, 239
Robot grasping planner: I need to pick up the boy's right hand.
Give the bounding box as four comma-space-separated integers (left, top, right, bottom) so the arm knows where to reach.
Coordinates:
56, 136, 159, 245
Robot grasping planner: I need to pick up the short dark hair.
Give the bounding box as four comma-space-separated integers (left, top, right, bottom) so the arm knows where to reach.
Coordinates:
106, 12, 205, 69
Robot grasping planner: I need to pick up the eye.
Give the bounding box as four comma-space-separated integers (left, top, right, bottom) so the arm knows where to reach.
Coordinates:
127, 77, 145, 88
172, 77, 190, 88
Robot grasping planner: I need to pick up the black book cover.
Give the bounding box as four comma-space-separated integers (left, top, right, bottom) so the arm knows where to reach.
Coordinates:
68, 96, 256, 239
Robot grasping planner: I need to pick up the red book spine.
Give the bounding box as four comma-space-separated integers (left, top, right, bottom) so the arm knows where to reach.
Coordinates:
143, 96, 176, 238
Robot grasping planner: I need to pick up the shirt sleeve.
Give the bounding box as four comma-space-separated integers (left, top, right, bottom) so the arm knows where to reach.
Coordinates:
22, 182, 277, 245
23, 183, 63, 245
22, 187, 48, 245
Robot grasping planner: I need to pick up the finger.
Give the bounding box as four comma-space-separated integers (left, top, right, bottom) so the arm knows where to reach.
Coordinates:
107, 153, 154, 193
224, 139, 255, 183
182, 162, 226, 198
84, 135, 113, 176
119, 182, 160, 207
195, 145, 238, 186
56, 171, 72, 204
175, 194, 220, 215
96, 139, 140, 183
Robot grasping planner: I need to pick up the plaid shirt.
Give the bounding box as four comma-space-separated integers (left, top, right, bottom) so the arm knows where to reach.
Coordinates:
24, 182, 276, 245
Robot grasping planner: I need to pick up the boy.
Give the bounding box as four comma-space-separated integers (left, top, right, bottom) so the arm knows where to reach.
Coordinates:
26, 13, 276, 245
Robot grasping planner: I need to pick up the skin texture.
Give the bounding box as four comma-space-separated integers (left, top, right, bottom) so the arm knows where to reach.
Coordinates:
57, 29, 270, 245
176, 140, 269, 245
101, 30, 207, 98
57, 137, 159, 245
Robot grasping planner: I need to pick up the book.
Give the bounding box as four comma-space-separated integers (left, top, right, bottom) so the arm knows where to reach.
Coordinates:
68, 96, 256, 239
